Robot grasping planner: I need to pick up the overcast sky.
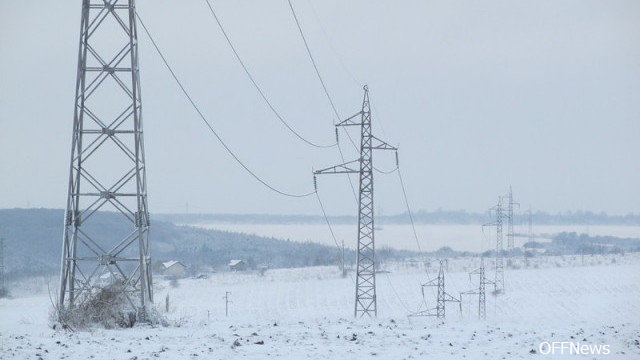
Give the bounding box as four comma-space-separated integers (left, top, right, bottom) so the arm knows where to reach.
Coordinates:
1, 0, 638, 216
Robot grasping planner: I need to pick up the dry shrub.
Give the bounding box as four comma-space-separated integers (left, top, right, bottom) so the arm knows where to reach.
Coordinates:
55, 283, 139, 329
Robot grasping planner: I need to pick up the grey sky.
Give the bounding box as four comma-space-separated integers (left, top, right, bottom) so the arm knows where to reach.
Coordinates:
1, 0, 639, 215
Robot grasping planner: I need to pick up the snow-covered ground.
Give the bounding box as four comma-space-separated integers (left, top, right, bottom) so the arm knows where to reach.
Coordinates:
1, 254, 639, 359
191, 223, 640, 252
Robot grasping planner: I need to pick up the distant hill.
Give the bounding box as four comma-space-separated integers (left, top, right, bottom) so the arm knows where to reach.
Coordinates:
0, 209, 422, 280
0, 209, 350, 279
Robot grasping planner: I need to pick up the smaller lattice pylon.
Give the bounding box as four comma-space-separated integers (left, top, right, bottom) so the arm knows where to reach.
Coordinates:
483, 196, 506, 294
504, 186, 520, 253
410, 259, 460, 319
468, 257, 494, 319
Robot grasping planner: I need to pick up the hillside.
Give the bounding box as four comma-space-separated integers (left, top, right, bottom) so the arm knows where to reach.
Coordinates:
0, 209, 356, 279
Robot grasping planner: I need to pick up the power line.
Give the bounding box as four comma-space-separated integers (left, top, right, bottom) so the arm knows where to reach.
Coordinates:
314, 186, 356, 286
287, 0, 341, 122
313, 185, 344, 253
336, 133, 359, 203
384, 272, 412, 313
203, 0, 336, 149
136, 12, 314, 199
396, 158, 438, 301
304, 0, 362, 86
397, 162, 422, 253
374, 165, 398, 175
285, 0, 361, 203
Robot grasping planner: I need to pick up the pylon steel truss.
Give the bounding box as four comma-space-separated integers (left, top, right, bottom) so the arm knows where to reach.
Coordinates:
58, 0, 152, 316
484, 197, 505, 293
314, 85, 396, 317
505, 186, 519, 252
468, 257, 493, 319
411, 259, 460, 319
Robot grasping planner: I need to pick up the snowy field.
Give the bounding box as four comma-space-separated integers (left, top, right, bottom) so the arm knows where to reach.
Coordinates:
191, 223, 640, 252
1, 254, 639, 359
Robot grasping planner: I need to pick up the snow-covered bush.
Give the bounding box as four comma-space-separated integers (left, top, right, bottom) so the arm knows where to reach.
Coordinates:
54, 284, 140, 329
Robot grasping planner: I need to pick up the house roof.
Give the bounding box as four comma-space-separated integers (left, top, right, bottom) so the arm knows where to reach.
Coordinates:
162, 260, 185, 269
229, 259, 244, 266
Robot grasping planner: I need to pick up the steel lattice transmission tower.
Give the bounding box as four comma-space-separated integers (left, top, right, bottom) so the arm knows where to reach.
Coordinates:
58, 0, 152, 317
411, 259, 460, 319
505, 186, 519, 252
484, 197, 506, 293
468, 258, 493, 319
314, 85, 396, 317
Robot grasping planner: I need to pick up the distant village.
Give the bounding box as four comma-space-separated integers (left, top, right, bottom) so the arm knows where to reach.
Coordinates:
152, 258, 256, 279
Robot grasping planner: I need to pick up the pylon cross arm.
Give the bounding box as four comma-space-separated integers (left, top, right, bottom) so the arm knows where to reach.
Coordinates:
314, 160, 360, 175
370, 135, 397, 150
336, 111, 364, 127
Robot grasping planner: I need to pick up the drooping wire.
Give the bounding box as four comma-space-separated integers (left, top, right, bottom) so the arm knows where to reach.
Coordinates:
314, 179, 356, 285
203, 0, 336, 149
374, 165, 399, 175
316, 174, 414, 310
136, 12, 314, 199
336, 133, 359, 204
395, 153, 438, 303
286, 0, 359, 203
397, 157, 423, 254
384, 272, 412, 313
304, 0, 361, 86
287, 0, 341, 123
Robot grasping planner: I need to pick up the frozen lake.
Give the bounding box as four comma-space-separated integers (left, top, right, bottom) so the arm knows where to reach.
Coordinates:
190, 223, 640, 252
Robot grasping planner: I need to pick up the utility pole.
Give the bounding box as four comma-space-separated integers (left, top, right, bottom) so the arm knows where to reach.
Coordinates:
58, 0, 152, 319
223, 291, 231, 317
411, 259, 460, 319
314, 85, 397, 318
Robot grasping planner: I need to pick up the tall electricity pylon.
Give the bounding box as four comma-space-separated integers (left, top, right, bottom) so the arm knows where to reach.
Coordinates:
484, 197, 505, 293
411, 259, 460, 319
314, 85, 397, 317
58, 0, 152, 318
505, 186, 519, 252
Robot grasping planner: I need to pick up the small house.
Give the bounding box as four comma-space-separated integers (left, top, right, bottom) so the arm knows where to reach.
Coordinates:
162, 260, 186, 278
229, 259, 246, 271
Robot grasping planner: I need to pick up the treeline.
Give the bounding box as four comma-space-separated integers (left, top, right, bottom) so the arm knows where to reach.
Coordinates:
519, 232, 640, 256
156, 210, 640, 225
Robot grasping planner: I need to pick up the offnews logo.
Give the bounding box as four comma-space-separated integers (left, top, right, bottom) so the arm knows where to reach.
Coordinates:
539, 342, 610, 355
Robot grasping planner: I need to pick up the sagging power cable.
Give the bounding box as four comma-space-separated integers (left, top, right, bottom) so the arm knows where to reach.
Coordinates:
136, 12, 314, 198
314, 180, 356, 285
286, 0, 360, 203
287, 0, 341, 122
203, 0, 336, 149
396, 153, 437, 301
